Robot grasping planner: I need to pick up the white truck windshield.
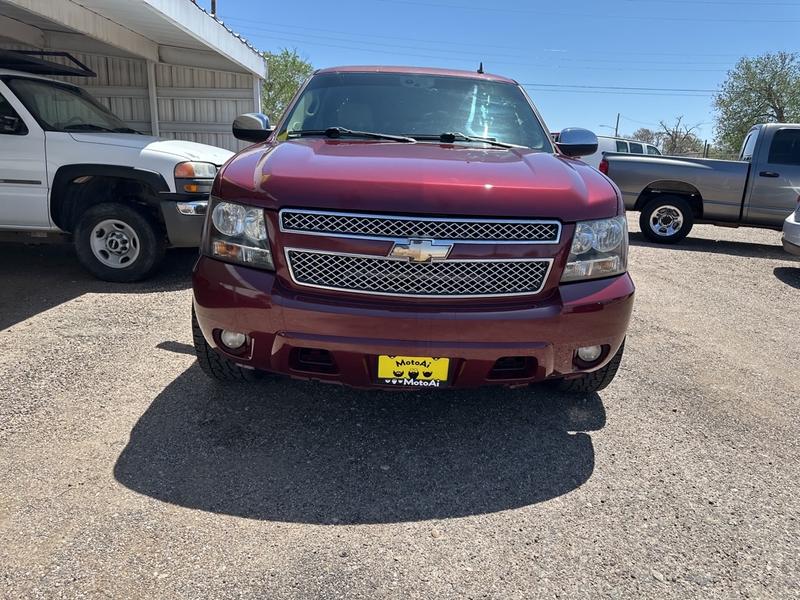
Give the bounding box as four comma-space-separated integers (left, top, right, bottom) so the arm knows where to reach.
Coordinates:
5, 77, 136, 133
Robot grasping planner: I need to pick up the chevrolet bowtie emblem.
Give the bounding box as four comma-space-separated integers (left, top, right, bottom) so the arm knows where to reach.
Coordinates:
389, 239, 453, 263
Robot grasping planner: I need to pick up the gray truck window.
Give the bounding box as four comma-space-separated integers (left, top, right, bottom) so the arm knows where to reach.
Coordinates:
629, 142, 644, 154
740, 131, 758, 161
768, 129, 800, 166
0, 92, 27, 135
647, 145, 661, 155
616, 141, 628, 152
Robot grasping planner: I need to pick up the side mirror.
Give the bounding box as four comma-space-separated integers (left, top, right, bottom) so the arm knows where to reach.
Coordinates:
232, 113, 272, 143
0, 115, 26, 135
556, 128, 598, 157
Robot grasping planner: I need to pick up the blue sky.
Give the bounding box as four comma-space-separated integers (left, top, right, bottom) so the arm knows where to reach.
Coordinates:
200, 0, 799, 143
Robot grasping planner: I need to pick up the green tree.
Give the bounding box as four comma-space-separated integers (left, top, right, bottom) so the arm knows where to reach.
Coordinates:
262, 48, 313, 121
714, 51, 800, 153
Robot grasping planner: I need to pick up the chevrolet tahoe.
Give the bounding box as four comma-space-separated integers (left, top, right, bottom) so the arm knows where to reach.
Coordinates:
191, 66, 635, 392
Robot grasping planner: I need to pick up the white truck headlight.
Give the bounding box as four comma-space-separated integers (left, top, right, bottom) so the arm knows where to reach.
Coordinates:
174, 161, 217, 194
206, 199, 273, 270
561, 215, 628, 282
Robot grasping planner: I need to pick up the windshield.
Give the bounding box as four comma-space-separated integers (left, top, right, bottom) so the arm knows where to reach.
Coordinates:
5, 77, 133, 133
279, 72, 551, 150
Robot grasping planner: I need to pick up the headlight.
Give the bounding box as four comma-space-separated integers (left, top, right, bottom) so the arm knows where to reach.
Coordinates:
175, 161, 217, 194
175, 161, 217, 179
561, 215, 628, 282
205, 199, 274, 270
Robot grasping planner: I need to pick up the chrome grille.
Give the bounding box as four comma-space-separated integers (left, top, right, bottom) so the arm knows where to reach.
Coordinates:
286, 249, 552, 297
280, 209, 560, 243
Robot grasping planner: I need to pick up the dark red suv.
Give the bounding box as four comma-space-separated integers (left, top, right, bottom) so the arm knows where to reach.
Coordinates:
191, 66, 634, 392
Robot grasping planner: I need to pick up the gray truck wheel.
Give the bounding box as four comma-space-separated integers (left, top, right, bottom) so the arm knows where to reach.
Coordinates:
74, 202, 165, 282
192, 307, 260, 382
639, 196, 694, 244
550, 341, 625, 393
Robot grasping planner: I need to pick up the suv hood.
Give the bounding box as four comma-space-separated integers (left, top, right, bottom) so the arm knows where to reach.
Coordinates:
68, 133, 233, 165
218, 139, 621, 221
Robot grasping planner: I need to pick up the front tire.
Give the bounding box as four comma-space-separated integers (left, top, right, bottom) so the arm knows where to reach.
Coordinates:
192, 307, 259, 382
639, 196, 694, 244
74, 202, 165, 282
553, 341, 625, 393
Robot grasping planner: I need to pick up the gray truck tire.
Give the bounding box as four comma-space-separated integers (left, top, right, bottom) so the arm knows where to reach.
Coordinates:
639, 196, 694, 244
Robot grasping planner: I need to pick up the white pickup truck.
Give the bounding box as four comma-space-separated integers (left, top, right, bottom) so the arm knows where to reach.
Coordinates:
0, 52, 233, 281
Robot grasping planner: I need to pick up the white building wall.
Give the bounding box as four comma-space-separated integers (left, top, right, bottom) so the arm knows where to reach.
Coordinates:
1, 42, 258, 151
155, 63, 255, 151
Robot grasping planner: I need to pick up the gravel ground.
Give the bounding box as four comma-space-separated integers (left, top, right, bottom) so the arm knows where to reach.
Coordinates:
1, 217, 798, 599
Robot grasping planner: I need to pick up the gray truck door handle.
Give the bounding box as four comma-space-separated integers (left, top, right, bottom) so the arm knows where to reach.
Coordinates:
759, 171, 780, 177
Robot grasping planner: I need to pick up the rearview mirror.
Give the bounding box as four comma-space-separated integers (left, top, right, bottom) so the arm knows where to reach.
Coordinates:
557, 128, 598, 157
232, 113, 272, 143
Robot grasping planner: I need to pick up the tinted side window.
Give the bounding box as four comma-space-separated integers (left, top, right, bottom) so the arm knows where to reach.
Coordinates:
0, 93, 27, 135
629, 142, 644, 154
741, 131, 758, 161
616, 141, 628, 152
768, 129, 800, 166
647, 145, 661, 155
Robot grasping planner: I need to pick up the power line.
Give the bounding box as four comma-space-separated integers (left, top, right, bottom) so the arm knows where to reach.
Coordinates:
521, 83, 717, 93
524, 88, 711, 98
235, 29, 730, 72
623, 0, 799, 5
371, 0, 800, 23
222, 17, 738, 64
221, 15, 794, 60
218, 15, 520, 51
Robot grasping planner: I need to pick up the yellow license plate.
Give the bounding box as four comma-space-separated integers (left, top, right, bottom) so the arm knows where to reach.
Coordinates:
377, 355, 450, 387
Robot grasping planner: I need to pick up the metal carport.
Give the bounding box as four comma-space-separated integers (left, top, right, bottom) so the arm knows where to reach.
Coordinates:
0, 0, 267, 151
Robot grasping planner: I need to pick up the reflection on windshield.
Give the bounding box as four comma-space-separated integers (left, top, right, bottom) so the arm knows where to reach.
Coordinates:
6, 77, 134, 133
280, 72, 550, 149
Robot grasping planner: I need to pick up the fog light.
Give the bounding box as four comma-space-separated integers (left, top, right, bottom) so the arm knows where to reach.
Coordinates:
577, 345, 603, 363
220, 330, 247, 349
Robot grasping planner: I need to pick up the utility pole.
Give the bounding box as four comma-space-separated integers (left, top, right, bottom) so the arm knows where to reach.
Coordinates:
210, 0, 217, 17
614, 113, 620, 137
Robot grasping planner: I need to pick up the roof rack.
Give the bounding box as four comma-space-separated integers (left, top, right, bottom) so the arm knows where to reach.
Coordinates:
0, 50, 96, 77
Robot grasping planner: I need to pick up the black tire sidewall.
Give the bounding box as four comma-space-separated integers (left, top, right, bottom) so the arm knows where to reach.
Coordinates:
74, 203, 164, 282
639, 196, 694, 244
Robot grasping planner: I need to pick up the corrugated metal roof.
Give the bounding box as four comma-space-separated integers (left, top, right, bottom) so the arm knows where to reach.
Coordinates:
65, 0, 266, 76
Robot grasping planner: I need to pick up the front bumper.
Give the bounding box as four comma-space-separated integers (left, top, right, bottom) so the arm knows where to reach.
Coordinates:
159, 197, 207, 247
192, 257, 635, 389
782, 211, 800, 256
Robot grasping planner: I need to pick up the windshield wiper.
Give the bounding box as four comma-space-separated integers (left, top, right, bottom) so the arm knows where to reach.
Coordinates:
409, 132, 521, 149
112, 127, 140, 134
62, 123, 115, 132
288, 126, 415, 143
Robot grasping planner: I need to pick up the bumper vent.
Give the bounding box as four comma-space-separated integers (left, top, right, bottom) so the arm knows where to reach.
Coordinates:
280, 209, 561, 243
286, 249, 552, 298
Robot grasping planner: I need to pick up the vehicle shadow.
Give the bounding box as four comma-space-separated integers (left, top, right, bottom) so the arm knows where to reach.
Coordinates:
0, 243, 195, 331
774, 266, 800, 289
628, 231, 789, 260
114, 364, 605, 524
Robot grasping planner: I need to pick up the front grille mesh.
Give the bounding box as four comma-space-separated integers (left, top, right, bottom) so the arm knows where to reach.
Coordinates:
287, 250, 551, 297
281, 210, 560, 242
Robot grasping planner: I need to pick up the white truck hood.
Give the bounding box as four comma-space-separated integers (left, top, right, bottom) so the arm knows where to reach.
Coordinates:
68, 133, 233, 165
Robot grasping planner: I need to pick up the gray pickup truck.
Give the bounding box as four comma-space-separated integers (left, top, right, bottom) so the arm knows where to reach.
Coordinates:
601, 123, 800, 243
